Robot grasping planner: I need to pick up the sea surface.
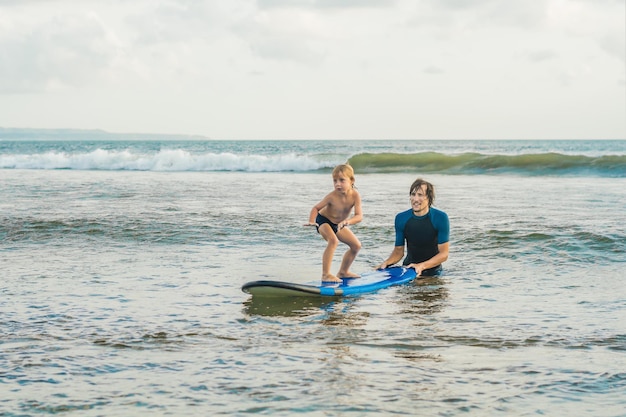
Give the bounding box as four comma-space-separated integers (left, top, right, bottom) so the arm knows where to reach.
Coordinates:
1, 137, 625, 416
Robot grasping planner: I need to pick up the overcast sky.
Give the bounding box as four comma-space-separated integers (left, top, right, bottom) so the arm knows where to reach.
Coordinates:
0, 0, 624, 139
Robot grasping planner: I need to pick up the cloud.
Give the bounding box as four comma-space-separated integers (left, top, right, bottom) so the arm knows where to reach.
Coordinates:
0, 0, 623, 139
423, 66, 445, 75
2, 0, 622, 91
545, 0, 626, 63
0, 11, 120, 93
411, 0, 548, 29
527, 49, 558, 63
257, 0, 397, 9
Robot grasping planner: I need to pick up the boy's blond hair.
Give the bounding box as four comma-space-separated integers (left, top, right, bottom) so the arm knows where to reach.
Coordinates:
332, 164, 355, 186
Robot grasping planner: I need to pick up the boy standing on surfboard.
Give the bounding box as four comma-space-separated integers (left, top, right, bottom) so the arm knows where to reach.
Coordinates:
305, 164, 363, 283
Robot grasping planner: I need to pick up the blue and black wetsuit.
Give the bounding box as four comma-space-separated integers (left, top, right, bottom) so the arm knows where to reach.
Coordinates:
394, 207, 449, 276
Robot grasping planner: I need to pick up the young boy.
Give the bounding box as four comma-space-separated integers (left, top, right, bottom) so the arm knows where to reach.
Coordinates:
305, 164, 363, 283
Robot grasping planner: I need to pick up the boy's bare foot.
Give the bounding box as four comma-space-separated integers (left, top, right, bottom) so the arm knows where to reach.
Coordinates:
337, 271, 360, 279
322, 273, 342, 283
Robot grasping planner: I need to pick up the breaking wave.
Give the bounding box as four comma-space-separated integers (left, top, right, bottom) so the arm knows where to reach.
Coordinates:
1, 148, 624, 176
348, 152, 626, 176
0, 149, 329, 172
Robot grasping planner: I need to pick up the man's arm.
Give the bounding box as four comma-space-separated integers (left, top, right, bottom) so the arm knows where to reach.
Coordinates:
377, 245, 405, 269
407, 242, 449, 276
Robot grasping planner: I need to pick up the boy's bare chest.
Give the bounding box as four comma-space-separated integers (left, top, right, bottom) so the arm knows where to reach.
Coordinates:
329, 194, 353, 210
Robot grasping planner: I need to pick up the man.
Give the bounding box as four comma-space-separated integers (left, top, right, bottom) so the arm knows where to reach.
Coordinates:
377, 178, 449, 276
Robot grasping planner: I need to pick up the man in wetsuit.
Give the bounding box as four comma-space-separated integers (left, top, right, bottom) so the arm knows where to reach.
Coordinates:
377, 178, 449, 276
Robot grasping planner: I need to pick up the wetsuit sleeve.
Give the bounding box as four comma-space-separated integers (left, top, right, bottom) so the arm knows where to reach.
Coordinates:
394, 210, 409, 247
431, 209, 450, 244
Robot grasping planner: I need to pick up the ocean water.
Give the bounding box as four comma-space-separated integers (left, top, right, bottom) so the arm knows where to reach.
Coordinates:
1, 138, 625, 416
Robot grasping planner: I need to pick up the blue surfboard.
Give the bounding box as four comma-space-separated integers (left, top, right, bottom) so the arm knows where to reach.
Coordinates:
241, 267, 417, 297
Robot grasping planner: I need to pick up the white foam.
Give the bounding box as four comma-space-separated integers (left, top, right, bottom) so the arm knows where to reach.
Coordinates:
0, 149, 332, 172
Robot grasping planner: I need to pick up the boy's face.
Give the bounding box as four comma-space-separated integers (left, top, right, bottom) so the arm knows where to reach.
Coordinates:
333, 174, 351, 193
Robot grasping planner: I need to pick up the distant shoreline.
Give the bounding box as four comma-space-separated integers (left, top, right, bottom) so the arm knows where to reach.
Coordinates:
0, 127, 211, 141
1, 127, 622, 141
